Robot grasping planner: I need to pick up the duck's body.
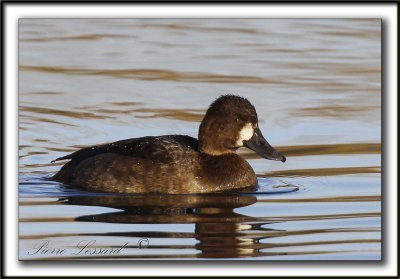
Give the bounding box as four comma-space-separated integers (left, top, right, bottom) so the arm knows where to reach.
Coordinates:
52, 135, 257, 193
52, 95, 286, 194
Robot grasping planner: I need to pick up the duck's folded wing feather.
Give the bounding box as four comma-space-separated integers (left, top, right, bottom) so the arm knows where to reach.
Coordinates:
51, 135, 198, 164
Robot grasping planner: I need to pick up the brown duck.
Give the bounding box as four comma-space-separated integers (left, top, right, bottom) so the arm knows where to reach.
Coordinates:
51, 95, 286, 194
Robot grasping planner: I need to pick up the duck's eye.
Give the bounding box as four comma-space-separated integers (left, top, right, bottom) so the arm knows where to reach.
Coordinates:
236, 116, 245, 123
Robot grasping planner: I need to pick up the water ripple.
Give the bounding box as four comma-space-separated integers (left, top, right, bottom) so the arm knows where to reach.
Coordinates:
20, 65, 280, 84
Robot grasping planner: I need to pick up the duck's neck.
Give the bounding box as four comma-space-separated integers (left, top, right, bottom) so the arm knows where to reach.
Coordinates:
199, 144, 233, 156
198, 124, 235, 156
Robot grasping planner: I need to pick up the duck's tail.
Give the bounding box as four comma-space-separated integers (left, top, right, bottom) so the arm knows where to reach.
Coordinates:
51, 160, 75, 183
50, 154, 72, 163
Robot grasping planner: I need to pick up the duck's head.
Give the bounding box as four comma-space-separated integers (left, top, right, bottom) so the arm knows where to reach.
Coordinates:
198, 94, 286, 162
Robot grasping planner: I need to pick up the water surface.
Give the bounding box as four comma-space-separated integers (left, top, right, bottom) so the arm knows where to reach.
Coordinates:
19, 19, 381, 260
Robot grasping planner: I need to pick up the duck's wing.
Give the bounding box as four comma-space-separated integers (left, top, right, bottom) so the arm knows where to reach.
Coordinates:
51, 135, 199, 164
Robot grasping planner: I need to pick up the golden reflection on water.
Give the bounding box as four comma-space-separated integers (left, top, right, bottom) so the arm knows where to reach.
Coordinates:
19, 194, 380, 259
293, 105, 380, 120
263, 166, 380, 178
134, 108, 204, 122
20, 105, 108, 120
240, 143, 380, 161
20, 33, 133, 42
136, 22, 262, 35
20, 65, 278, 83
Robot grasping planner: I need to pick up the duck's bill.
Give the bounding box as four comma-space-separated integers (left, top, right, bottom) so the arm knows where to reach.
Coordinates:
243, 127, 286, 162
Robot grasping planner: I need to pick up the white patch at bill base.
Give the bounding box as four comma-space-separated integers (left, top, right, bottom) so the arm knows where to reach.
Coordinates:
236, 123, 254, 146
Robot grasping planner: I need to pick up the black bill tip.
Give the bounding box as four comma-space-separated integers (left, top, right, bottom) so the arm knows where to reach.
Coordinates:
243, 127, 287, 163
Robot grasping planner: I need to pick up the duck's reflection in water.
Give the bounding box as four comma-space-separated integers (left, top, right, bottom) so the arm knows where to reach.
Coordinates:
63, 193, 280, 258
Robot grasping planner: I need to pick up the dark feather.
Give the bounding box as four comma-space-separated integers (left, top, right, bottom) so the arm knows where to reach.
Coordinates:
51, 135, 199, 164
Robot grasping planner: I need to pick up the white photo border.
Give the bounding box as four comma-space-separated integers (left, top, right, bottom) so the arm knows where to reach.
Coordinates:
3, 2, 398, 277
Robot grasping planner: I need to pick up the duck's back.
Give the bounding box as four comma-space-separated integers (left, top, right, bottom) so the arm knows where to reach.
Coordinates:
52, 135, 202, 193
